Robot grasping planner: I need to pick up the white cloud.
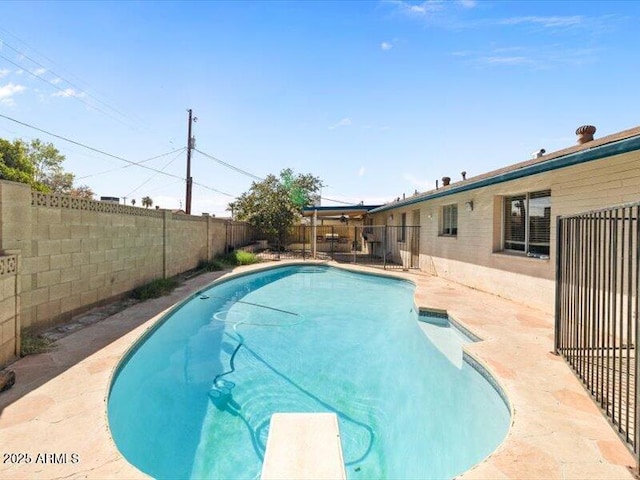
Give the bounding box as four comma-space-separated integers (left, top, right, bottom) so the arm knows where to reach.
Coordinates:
0, 69, 9, 78
15, 69, 23, 75
329, 117, 352, 130
455, 44, 599, 70
33, 67, 46, 75
52, 88, 86, 98
381, 41, 393, 51
51, 77, 62, 85
499, 15, 584, 28
0, 83, 26, 105
459, 0, 476, 7
358, 167, 366, 176
482, 56, 531, 66
403, 173, 432, 190
392, 0, 444, 17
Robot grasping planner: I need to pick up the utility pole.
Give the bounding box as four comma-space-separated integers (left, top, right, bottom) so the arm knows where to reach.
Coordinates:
185, 109, 195, 214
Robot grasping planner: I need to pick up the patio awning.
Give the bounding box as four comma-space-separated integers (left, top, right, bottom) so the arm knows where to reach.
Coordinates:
301, 205, 382, 219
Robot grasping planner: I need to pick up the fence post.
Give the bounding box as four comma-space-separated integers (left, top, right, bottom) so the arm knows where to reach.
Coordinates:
383, 226, 387, 269
331, 226, 334, 259
635, 205, 640, 469
353, 226, 357, 264
554, 215, 563, 354
225, 222, 229, 254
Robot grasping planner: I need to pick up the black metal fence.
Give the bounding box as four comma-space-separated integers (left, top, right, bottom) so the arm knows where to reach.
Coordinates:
226, 223, 420, 270
555, 202, 639, 463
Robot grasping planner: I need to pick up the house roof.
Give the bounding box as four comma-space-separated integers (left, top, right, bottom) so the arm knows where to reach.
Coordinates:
370, 125, 640, 214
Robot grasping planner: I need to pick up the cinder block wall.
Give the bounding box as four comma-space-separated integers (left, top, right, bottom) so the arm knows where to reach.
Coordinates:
0, 253, 19, 366
0, 181, 247, 341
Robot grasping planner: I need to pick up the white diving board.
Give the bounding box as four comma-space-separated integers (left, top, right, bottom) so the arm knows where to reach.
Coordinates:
261, 412, 346, 480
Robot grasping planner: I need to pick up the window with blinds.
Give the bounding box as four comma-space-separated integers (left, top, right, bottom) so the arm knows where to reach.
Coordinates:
441, 204, 458, 236
503, 190, 550, 256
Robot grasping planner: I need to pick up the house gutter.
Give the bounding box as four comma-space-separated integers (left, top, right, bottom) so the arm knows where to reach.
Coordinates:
370, 134, 640, 214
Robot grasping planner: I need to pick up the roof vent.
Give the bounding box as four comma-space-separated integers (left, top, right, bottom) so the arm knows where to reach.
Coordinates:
576, 125, 596, 144
442, 176, 451, 186
532, 148, 546, 159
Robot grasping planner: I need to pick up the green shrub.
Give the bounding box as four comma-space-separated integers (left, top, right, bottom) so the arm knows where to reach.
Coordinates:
21, 332, 53, 356
197, 259, 225, 272
217, 250, 260, 266
131, 278, 179, 300
234, 250, 260, 265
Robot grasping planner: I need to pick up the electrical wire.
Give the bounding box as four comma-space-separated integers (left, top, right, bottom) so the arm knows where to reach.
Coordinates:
0, 113, 235, 197
0, 38, 138, 126
125, 149, 185, 197
77, 147, 186, 179
194, 148, 262, 181
195, 148, 355, 205
0, 51, 132, 128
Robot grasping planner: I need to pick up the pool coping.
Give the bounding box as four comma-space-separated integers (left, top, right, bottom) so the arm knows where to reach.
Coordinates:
0, 259, 636, 479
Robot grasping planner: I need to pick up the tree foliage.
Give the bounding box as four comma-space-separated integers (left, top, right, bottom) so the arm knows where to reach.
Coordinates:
0, 138, 94, 198
142, 196, 153, 208
229, 168, 322, 243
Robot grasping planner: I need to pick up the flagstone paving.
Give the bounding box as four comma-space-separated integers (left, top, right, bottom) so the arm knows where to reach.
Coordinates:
0, 261, 635, 479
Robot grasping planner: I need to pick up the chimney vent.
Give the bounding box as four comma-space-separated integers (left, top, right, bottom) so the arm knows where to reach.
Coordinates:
442, 176, 451, 186
576, 125, 596, 144
461, 171, 467, 180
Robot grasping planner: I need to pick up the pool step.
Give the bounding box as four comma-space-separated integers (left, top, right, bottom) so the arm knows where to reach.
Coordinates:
261, 412, 346, 480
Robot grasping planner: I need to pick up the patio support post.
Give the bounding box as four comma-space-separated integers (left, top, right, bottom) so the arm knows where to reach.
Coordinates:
312, 209, 317, 259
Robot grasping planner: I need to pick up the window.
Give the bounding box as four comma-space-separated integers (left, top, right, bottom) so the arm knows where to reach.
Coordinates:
363, 217, 373, 235
504, 190, 550, 257
441, 204, 458, 236
399, 213, 407, 242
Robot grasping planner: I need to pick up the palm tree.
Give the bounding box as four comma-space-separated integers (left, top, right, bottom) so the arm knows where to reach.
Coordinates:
142, 196, 153, 209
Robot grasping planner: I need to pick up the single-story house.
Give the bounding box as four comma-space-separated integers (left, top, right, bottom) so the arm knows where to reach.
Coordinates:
365, 125, 640, 313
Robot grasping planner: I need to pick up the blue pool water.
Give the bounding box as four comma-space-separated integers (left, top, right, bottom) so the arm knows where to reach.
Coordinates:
108, 265, 510, 479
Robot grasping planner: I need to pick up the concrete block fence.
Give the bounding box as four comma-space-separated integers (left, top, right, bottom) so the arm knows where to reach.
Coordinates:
0, 180, 245, 367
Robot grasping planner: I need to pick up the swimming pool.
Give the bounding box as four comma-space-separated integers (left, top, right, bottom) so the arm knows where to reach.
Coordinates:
108, 264, 510, 479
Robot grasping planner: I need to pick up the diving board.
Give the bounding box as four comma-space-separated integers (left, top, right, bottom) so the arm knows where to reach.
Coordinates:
261, 412, 346, 480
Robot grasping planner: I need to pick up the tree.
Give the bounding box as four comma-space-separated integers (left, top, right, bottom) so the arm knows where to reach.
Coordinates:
0, 137, 94, 196
229, 168, 322, 245
131, 199, 136, 206
69, 185, 95, 199
142, 196, 153, 208
0, 138, 46, 190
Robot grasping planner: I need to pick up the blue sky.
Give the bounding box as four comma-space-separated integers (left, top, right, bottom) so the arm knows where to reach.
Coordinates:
1, 1, 638, 216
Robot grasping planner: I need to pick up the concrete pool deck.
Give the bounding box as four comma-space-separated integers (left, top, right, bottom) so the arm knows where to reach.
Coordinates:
0, 260, 636, 479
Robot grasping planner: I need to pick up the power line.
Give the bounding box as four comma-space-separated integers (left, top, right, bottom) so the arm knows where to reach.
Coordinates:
195, 148, 355, 204
194, 148, 263, 181
0, 113, 234, 196
125, 149, 185, 197
319, 196, 354, 205
0, 51, 133, 128
77, 147, 186, 179
0, 39, 138, 127
0, 28, 148, 129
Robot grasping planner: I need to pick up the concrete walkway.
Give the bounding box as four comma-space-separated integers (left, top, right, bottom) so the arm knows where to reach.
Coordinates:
0, 261, 635, 479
